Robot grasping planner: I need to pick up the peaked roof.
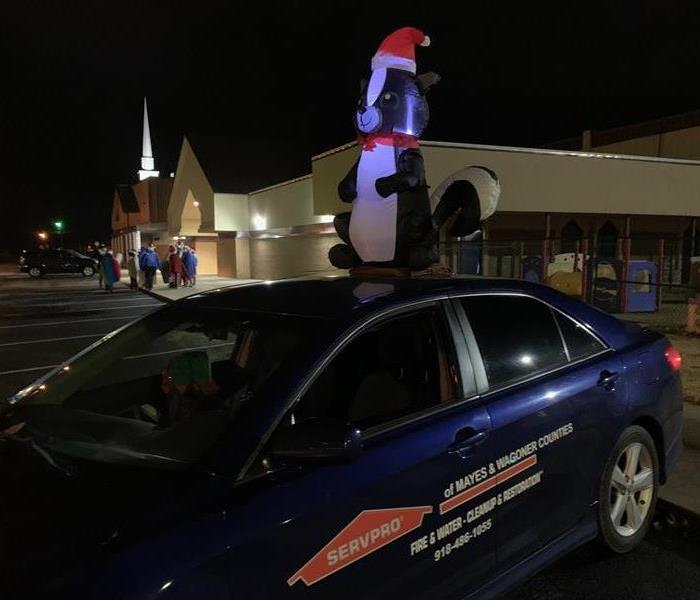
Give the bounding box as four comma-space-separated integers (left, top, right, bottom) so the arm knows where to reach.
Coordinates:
116, 183, 140, 213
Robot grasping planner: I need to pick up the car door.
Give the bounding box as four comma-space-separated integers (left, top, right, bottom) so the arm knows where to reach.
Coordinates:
251, 302, 498, 600
42, 249, 62, 272
60, 250, 81, 272
453, 293, 626, 569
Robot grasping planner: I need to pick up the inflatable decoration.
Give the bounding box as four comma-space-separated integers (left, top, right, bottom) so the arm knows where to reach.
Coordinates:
329, 26, 500, 273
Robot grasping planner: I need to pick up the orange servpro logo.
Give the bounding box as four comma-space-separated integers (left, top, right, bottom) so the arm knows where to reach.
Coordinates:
287, 506, 432, 587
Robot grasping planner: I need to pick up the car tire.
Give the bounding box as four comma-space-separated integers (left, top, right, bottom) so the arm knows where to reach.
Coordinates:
598, 425, 659, 553
82, 265, 96, 277
28, 266, 43, 278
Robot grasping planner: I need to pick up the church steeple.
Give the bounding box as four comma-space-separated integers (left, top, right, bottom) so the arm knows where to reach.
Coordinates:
138, 97, 159, 180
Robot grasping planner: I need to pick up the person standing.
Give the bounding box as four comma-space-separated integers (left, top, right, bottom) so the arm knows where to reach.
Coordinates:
100, 248, 120, 293
181, 247, 192, 287
168, 245, 183, 289
188, 247, 198, 286
96, 245, 106, 289
127, 250, 139, 290
139, 244, 159, 291
137, 247, 146, 287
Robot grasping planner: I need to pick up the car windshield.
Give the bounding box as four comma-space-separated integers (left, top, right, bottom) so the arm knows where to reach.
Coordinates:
1, 306, 320, 469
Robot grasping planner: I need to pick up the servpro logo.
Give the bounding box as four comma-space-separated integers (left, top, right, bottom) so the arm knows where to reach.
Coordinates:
287, 506, 432, 587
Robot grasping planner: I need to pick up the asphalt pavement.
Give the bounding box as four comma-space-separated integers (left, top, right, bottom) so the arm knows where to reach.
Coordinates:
0, 267, 162, 399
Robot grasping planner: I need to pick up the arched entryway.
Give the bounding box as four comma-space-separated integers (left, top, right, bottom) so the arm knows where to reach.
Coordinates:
560, 219, 583, 253
597, 220, 619, 258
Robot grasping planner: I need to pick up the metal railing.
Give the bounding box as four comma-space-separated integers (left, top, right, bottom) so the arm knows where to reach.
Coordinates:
440, 236, 699, 332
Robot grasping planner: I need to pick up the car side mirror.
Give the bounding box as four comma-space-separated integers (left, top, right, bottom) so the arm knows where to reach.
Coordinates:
269, 418, 362, 463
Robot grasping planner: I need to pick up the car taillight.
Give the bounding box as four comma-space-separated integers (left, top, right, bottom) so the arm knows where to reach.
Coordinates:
665, 346, 682, 372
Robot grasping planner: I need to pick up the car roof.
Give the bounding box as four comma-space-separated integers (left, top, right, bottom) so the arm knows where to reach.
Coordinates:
186, 275, 555, 319
183, 275, 641, 350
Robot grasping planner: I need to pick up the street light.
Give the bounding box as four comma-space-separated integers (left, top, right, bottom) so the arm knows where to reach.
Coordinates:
53, 220, 65, 247
37, 231, 48, 241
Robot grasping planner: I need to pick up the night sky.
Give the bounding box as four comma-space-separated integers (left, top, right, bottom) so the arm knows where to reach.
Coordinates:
2, 1, 700, 253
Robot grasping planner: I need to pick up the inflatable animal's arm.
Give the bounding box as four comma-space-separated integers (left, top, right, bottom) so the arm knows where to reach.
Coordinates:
375, 149, 426, 198
338, 158, 360, 202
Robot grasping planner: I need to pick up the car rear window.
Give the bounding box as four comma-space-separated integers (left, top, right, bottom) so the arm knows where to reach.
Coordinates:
554, 311, 606, 361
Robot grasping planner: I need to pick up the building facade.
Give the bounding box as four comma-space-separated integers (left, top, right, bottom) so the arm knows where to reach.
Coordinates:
113, 106, 700, 289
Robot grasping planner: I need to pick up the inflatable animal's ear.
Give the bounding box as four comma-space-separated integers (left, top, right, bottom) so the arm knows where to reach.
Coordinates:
417, 72, 441, 93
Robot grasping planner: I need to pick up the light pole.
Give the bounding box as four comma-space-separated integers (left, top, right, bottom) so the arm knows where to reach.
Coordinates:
53, 221, 64, 247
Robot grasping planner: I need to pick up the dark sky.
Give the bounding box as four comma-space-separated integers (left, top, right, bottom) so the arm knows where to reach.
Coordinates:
2, 1, 700, 252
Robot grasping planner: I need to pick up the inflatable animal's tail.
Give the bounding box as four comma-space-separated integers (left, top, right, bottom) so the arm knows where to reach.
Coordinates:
431, 166, 500, 237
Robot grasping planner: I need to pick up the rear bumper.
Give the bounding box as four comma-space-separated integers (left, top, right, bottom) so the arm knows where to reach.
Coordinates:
662, 375, 684, 480
664, 405, 684, 479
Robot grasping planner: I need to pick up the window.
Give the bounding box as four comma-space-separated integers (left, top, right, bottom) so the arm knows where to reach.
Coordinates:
554, 312, 606, 361
632, 269, 651, 293
13, 307, 320, 467
293, 307, 456, 431
460, 295, 568, 388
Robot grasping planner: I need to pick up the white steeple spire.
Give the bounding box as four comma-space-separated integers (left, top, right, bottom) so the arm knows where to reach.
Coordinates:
138, 97, 159, 180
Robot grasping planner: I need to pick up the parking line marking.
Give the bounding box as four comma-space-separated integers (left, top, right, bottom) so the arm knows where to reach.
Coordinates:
1, 303, 159, 318
8, 297, 161, 309
125, 342, 235, 360
0, 333, 105, 348
0, 315, 136, 330
0, 364, 58, 376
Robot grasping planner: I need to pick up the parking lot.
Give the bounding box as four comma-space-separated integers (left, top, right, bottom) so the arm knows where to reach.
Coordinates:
1, 267, 699, 599
0, 268, 162, 400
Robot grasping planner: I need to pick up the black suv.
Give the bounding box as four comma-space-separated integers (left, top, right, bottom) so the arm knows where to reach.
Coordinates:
19, 249, 97, 278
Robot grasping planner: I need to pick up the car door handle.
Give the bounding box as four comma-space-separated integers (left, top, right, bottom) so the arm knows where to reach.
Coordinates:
448, 429, 488, 458
597, 370, 620, 391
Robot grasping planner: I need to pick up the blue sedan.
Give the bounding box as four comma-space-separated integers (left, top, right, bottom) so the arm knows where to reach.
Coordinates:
0, 277, 683, 599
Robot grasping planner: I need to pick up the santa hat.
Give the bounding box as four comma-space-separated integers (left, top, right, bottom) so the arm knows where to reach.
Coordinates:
371, 27, 430, 74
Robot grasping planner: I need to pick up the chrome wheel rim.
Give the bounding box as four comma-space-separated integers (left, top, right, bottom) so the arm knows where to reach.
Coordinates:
609, 442, 654, 537
83, 266, 93, 276
29, 267, 41, 277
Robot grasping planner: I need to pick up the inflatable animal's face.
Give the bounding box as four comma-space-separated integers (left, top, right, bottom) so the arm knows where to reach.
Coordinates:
355, 68, 439, 138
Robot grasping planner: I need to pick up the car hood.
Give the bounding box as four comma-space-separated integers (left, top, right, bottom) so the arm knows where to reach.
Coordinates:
0, 440, 207, 599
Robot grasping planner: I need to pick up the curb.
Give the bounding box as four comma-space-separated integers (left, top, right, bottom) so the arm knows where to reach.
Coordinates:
138, 287, 174, 303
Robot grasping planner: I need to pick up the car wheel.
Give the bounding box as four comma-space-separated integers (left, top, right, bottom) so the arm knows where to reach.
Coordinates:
598, 425, 659, 553
82, 265, 96, 277
28, 267, 43, 278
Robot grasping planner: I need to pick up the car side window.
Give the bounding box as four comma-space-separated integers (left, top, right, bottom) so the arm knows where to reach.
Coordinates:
293, 306, 458, 431
554, 311, 606, 361
459, 295, 568, 389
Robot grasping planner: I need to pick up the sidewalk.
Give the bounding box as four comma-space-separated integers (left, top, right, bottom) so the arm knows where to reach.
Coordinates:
660, 402, 700, 514
136, 274, 260, 302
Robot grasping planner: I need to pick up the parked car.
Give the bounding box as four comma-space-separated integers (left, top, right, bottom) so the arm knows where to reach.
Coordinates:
0, 277, 683, 600
19, 248, 97, 278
